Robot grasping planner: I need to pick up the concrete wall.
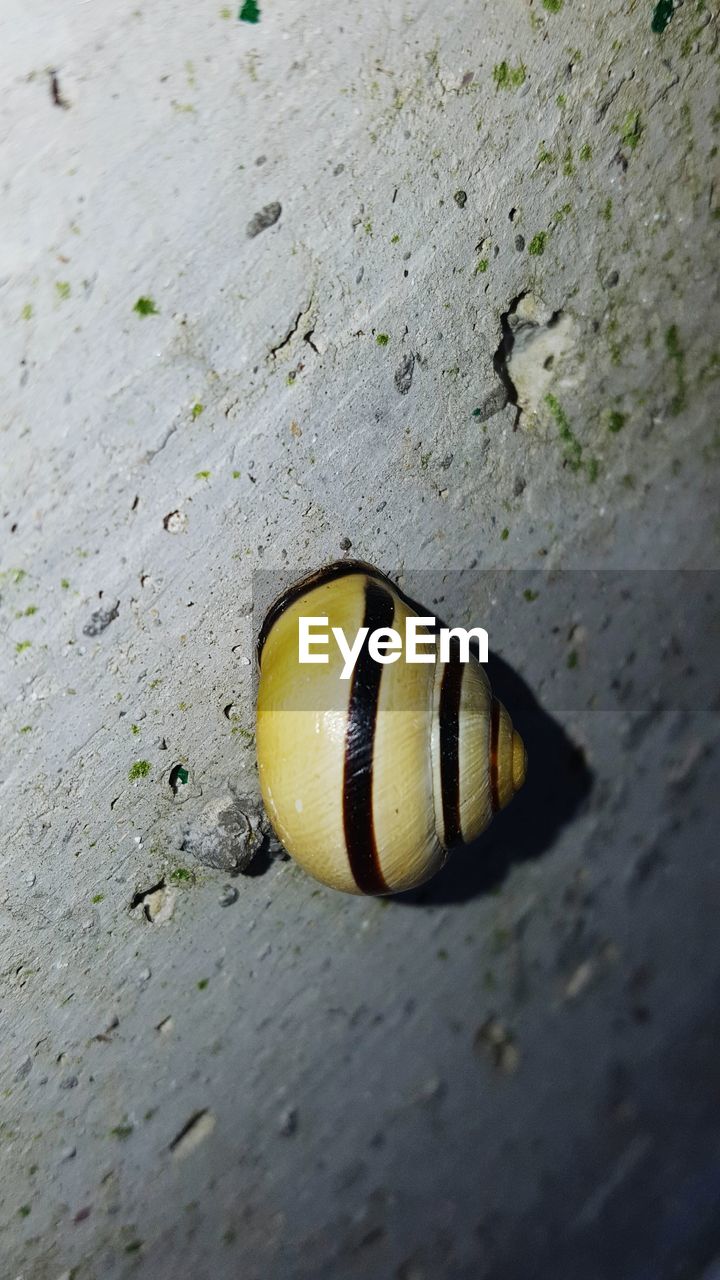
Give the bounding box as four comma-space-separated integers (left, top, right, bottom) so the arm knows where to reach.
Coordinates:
2, 2, 719, 1278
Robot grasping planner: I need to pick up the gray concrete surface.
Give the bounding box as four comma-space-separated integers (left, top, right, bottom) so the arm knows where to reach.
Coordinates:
2, 2, 720, 1278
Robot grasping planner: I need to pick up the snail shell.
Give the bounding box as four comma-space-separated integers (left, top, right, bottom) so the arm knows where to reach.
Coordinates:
256, 562, 526, 895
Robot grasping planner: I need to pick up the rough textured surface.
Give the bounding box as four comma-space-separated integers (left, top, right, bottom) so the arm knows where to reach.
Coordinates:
1, 2, 719, 1278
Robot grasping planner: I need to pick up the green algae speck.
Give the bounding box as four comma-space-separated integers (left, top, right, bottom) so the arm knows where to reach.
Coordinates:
133, 296, 158, 316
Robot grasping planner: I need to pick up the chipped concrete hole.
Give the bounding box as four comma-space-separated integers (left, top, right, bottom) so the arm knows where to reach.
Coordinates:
162, 760, 201, 805
130, 878, 177, 925
492, 292, 578, 427
168, 762, 190, 796
162, 509, 187, 533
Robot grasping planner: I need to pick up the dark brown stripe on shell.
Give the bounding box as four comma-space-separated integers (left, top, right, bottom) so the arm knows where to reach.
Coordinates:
439, 638, 464, 848
343, 578, 395, 894
489, 697, 501, 814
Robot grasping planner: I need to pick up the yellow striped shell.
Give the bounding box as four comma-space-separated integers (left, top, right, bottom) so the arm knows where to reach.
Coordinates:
255, 562, 526, 896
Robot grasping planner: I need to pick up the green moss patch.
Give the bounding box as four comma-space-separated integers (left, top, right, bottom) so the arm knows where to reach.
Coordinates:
492, 61, 526, 90
133, 296, 159, 317
665, 324, 687, 414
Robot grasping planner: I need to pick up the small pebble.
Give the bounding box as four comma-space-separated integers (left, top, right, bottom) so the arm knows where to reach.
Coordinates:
59, 1074, 79, 1090
138, 968, 151, 984
475, 1017, 519, 1074
340, 536, 352, 551
82, 600, 120, 637
26, 871, 36, 887
219, 884, 239, 907
416, 1075, 445, 1104
180, 792, 264, 873
278, 1106, 299, 1136
515, 234, 525, 251
565, 960, 595, 1000
246, 202, 282, 238
394, 352, 415, 396
453, 190, 467, 208
15, 1056, 32, 1081
59, 1146, 77, 1163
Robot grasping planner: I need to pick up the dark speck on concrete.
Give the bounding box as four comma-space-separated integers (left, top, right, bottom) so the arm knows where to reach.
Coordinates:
454, 190, 467, 208
515, 234, 526, 251
395, 352, 415, 395
340, 536, 353, 551
49, 70, 70, 110
246, 202, 282, 238
83, 600, 120, 637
